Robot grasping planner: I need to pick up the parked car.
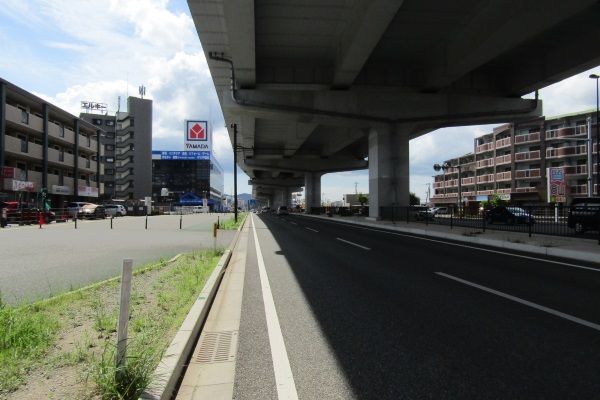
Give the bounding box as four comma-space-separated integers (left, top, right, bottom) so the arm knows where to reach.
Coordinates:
0, 201, 55, 225
276, 205, 289, 215
192, 205, 207, 213
261, 207, 271, 213
432, 207, 449, 215
67, 202, 92, 218
567, 197, 600, 233
410, 206, 435, 221
77, 204, 107, 220
104, 204, 127, 217
485, 206, 535, 225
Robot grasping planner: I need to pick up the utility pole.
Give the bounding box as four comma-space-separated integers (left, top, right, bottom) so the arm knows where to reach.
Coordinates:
232, 123, 238, 222
354, 182, 358, 194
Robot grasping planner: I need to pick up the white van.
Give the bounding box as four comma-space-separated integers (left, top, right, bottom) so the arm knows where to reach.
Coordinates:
192, 206, 206, 213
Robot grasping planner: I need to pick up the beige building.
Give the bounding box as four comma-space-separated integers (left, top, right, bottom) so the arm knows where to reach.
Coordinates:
0, 79, 104, 207
432, 110, 598, 210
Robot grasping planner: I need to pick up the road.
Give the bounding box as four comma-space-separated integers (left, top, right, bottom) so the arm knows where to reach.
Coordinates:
0, 213, 236, 304
232, 213, 600, 399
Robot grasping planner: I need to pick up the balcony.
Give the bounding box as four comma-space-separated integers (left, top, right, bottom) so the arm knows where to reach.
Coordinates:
514, 132, 540, 144
570, 185, 590, 195
514, 169, 541, 179
476, 190, 495, 195
496, 171, 512, 181
564, 165, 588, 175
545, 125, 586, 140
496, 188, 512, 194
433, 181, 444, 189
495, 137, 511, 149
461, 177, 476, 186
514, 150, 540, 162
495, 154, 511, 165
477, 158, 495, 168
475, 142, 494, 154
546, 145, 587, 159
515, 187, 538, 193
477, 174, 495, 184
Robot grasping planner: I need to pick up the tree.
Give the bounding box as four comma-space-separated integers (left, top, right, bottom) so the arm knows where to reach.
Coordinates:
357, 192, 368, 206
410, 192, 420, 205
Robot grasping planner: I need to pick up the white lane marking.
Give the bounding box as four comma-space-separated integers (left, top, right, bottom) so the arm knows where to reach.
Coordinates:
436, 272, 600, 332
289, 221, 297, 225
251, 214, 299, 399
305, 227, 319, 233
321, 220, 600, 273
336, 238, 371, 250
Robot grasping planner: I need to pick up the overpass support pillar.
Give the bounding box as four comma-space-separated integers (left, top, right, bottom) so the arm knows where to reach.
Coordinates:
368, 125, 409, 219
304, 172, 323, 214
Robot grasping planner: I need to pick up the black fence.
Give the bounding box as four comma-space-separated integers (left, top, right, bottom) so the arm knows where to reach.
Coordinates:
379, 205, 600, 243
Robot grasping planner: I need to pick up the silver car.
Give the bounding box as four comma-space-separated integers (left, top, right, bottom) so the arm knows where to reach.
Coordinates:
104, 204, 127, 217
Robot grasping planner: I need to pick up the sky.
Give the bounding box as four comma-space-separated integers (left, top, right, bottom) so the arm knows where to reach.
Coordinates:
1, 0, 599, 204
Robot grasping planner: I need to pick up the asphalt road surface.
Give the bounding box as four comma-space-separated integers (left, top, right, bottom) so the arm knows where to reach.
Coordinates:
233, 213, 600, 399
0, 213, 236, 304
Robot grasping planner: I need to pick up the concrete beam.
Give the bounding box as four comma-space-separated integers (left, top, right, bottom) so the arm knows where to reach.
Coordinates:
423, 0, 597, 91
244, 157, 367, 173
223, 89, 542, 130
332, 0, 404, 88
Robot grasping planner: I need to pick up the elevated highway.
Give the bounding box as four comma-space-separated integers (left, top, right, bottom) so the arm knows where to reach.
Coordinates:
188, 0, 600, 216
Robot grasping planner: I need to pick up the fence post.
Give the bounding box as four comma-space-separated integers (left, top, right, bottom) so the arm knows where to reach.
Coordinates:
180, 212, 182, 230
116, 259, 133, 378
145, 215, 148, 230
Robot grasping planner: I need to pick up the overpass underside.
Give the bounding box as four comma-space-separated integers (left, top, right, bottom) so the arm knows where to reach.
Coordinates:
188, 0, 600, 217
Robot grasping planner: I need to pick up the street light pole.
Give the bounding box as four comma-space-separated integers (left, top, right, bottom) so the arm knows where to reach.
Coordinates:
590, 74, 599, 196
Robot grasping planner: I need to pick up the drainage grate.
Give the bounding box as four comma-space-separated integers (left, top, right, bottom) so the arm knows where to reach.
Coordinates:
193, 331, 238, 364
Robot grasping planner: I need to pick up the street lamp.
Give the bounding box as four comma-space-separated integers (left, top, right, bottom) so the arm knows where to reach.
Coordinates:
434, 162, 463, 216
590, 74, 599, 196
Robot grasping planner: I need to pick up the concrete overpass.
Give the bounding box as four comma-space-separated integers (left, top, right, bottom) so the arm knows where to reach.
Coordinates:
188, 0, 600, 217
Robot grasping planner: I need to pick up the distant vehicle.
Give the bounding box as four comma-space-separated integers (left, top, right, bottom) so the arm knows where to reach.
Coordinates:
261, 207, 271, 213
410, 206, 435, 221
567, 197, 600, 233
432, 207, 449, 215
67, 202, 92, 218
276, 206, 289, 215
104, 204, 127, 217
192, 205, 206, 213
485, 206, 534, 225
77, 204, 107, 220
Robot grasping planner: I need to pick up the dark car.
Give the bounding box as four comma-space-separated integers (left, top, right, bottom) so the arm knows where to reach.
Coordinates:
567, 197, 600, 234
77, 204, 107, 220
485, 206, 535, 225
276, 206, 289, 215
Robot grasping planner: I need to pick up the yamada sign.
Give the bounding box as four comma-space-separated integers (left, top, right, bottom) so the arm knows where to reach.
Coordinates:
185, 120, 212, 151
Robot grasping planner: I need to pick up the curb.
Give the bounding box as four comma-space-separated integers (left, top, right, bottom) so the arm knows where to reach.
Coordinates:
141, 216, 247, 400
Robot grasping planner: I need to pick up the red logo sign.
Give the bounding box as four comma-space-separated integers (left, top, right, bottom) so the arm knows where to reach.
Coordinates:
188, 123, 206, 141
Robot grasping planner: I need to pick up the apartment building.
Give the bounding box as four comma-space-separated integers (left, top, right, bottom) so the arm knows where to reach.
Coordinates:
432, 110, 598, 209
0, 79, 104, 208
80, 96, 152, 201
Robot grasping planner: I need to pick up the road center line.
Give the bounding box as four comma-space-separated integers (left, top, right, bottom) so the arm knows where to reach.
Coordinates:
305, 227, 319, 233
336, 238, 371, 250
251, 215, 299, 399
289, 221, 297, 225
436, 272, 600, 331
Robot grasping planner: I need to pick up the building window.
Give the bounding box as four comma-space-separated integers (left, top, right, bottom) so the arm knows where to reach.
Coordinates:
106, 132, 115, 139
106, 157, 115, 163
92, 118, 102, 125
106, 120, 115, 126
19, 107, 29, 124
86, 136, 91, 146
34, 165, 42, 172
18, 135, 28, 152
106, 144, 115, 151
106, 169, 115, 175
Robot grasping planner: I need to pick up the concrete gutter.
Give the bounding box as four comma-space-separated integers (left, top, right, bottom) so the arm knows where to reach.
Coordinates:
141, 217, 247, 400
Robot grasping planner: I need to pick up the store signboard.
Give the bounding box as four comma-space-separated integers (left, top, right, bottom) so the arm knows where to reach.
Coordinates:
78, 186, 99, 197
547, 167, 567, 203
12, 180, 34, 191
52, 185, 71, 195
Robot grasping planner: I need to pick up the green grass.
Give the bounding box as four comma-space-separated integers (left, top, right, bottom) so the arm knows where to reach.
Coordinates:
0, 248, 225, 398
219, 212, 247, 230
